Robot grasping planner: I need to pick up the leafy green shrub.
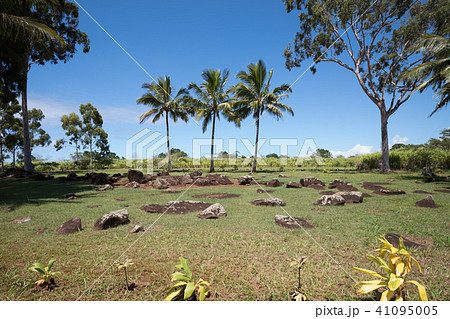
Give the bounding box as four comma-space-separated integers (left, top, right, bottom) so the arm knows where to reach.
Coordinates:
28, 257, 60, 289
354, 237, 427, 301
165, 257, 210, 301
289, 256, 308, 301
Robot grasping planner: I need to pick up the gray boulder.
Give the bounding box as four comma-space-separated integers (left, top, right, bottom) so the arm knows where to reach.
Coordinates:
286, 181, 302, 188
94, 209, 129, 230
335, 191, 363, 203
127, 169, 143, 183
129, 225, 144, 233
55, 217, 82, 235
314, 195, 345, 206
238, 175, 253, 185
97, 184, 114, 191
415, 195, 437, 208
421, 167, 435, 177
153, 178, 170, 189
124, 181, 140, 188
251, 198, 286, 206
300, 177, 325, 188
197, 203, 227, 219
274, 215, 314, 229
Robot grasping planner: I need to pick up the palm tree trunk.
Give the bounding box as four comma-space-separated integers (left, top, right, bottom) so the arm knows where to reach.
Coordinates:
252, 113, 260, 173
380, 110, 390, 172
166, 110, 172, 172
21, 54, 33, 172
210, 111, 216, 173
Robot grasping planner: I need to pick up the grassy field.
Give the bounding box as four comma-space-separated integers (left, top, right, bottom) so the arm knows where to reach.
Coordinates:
0, 169, 449, 301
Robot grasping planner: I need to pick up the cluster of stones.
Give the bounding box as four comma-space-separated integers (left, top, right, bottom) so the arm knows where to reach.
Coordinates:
127, 169, 232, 189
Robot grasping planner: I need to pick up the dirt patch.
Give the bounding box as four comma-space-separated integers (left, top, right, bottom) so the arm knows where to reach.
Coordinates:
385, 233, 431, 250
161, 189, 181, 194
256, 189, 274, 194
115, 198, 126, 202
362, 193, 373, 198
87, 205, 100, 208
434, 189, 450, 194
361, 182, 391, 191
140, 201, 211, 214
319, 191, 335, 195
307, 184, 325, 190
311, 208, 326, 212
191, 193, 240, 199
413, 190, 433, 194
374, 189, 406, 196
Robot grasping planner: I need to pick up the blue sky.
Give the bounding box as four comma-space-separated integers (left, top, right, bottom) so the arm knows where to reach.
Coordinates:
28, 0, 449, 161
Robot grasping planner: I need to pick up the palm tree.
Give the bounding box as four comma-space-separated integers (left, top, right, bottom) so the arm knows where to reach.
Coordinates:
186, 69, 240, 173
137, 76, 189, 172
402, 30, 450, 116
230, 60, 293, 173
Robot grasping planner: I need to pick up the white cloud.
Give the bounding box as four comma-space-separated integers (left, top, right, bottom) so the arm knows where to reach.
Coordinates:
331, 144, 374, 157
392, 134, 408, 145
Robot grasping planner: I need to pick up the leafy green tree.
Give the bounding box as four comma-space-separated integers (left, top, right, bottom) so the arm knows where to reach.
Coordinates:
56, 112, 83, 164
426, 128, 450, 150
266, 153, 279, 159
0, 0, 89, 172
186, 69, 239, 173
28, 108, 50, 150
283, 0, 448, 172
137, 76, 189, 172
402, 30, 450, 116
0, 96, 21, 171
80, 103, 108, 170
315, 148, 332, 158
230, 60, 293, 173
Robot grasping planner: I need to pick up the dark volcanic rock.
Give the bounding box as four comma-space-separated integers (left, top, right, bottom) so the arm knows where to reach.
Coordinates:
422, 167, 435, 177
385, 233, 427, 250
335, 191, 363, 203
140, 200, 211, 214
153, 178, 170, 189
314, 195, 345, 206
65, 193, 78, 200
415, 195, 437, 208
97, 184, 114, 191
124, 181, 140, 188
267, 178, 282, 187
55, 217, 82, 235
238, 176, 253, 185
328, 179, 358, 191
375, 189, 406, 196
286, 181, 302, 188
157, 170, 170, 177
251, 198, 286, 206
88, 173, 115, 185
413, 190, 433, 194
127, 170, 144, 183
256, 189, 274, 194
274, 215, 314, 229
189, 170, 202, 179
197, 203, 227, 219
300, 177, 325, 188
94, 209, 129, 230
361, 182, 390, 191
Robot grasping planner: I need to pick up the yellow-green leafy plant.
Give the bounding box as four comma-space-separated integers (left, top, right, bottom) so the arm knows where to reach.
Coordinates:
165, 257, 210, 301
353, 237, 428, 301
323, 169, 329, 173
116, 258, 134, 291
289, 256, 308, 301
28, 257, 60, 289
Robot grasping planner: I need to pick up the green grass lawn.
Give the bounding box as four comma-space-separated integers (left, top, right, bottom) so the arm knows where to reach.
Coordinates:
0, 169, 449, 301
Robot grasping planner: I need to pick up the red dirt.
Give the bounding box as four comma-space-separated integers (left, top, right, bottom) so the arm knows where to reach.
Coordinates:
413, 190, 433, 194
434, 189, 450, 194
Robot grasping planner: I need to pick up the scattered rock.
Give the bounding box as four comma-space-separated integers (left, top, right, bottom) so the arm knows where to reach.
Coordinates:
286, 181, 302, 188
4, 206, 14, 212
9, 216, 32, 224
335, 191, 363, 203
55, 217, 82, 235
140, 201, 211, 214
65, 193, 78, 200
375, 189, 406, 196
197, 203, 227, 219
415, 196, 437, 208
66, 172, 78, 181
192, 193, 240, 199
278, 174, 288, 178
196, 177, 213, 186
385, 233, 427, 250
127, 169, 144, 183
141, 174, 157, 183
300, 177, 325, 188
218, 175, 233, 185
34, 228, 45, 235
33, 173, 54, 181
266, 178, 282, 187
238, 176, 253, 185
328, 179, 358, 191
313, 195, 345, 206
256, 189, 274, 194
414, 180, 422, 184
112, 173, 122, 178
153, 178, 170, 189
88, 172, 115, 185
129, 225, 144, 233
157, 170, 170, 177
189, 170, 202, 179
412, 190, 433, 194
94, 209, 129, 230
274, 215, 314, 229
421, 167, 435, 177
251, 198, 286, 207
97, 184, 114, 191
124, 181, 140, 188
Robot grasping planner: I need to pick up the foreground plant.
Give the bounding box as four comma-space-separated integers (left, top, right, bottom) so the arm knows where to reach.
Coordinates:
28, 257, 60, 289
354, 237, 428, 301
289, 256, 308, 301
116, 258, 134, 291
165, 257, 210, 301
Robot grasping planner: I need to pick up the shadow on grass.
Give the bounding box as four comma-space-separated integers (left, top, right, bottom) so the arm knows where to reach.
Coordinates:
0, 177, 98, 209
